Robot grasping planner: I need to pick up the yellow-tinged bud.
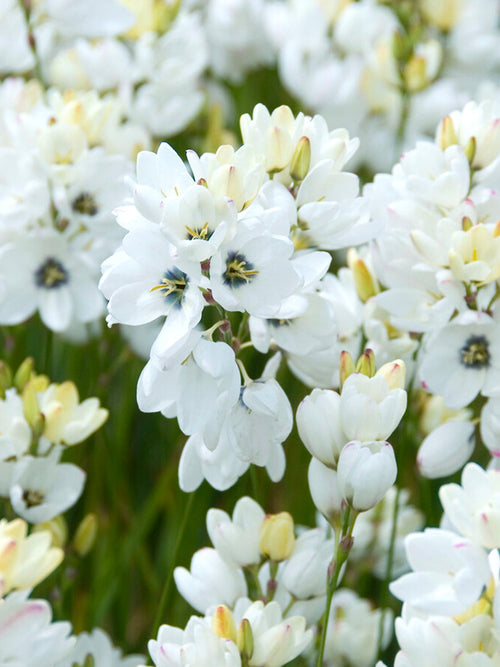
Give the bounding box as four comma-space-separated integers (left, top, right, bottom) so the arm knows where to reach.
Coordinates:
494, 220, 500, 238
80, 655, 95, 667
355, 349, 376, 377
259, 512, 295, 561
438, 115, 458, 151
339, 350, 355, 390
464, 136, 476, 165
462, 216, 473, 232
23, 382, 45, 440
404, 55, 427, 92
14, 357, 34, 392
33, 515, 68, 549
0, 361, 12, 398
376, 359, 406, 390
72, 513, 98, 557
289, 136, 311, 182
212, 605, 237, 643
392, 30, 410, 63
347, 249, 378, 302
237, 618, 254, 660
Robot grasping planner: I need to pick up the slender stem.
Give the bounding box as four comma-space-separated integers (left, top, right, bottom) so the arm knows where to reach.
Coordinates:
316, 506, 357, 667
43, 328, 53, 377
376, 485, 400, 658
152, 491, 196, 637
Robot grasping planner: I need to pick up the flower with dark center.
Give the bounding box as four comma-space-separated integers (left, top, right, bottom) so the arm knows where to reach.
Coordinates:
460, 335, 490, 369
72, 192, 98, 216
23, 489, 44, 508
34, 258, 69, 289
223, 251, 259, 288
150, 268, 189, 307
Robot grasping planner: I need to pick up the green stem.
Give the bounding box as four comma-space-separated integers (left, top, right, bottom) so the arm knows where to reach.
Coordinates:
316, 506, 357, 667
152, 491, 196, 637
376, 485, 400, 659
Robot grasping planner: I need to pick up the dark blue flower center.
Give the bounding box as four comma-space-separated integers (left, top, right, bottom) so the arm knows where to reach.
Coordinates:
223, 251, 258, 288
34, 258, 68, 289
460, 335, 490, 369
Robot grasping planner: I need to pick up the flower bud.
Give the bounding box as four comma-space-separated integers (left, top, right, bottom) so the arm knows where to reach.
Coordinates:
462, 216, 473, 232
355, 349, 376, 377
339, 351, 355, 391
73, 513, 98, 557
308, 457, 343, 526
14, 357, 34, 393
375, 359, 406, 390
438, 115, 458, 151
417, 421, 475, 478
0, 361, 12, 398
347, 249, 378, 303
33, 515, 68, 549
259, 512, 295, 561
296, 389, 345, 467
22, 382, 45, 440
464, 136, 476, 165
289, 136, 311, 182
237, 618, 254, 660
337, 441, 397, 511
212, 605, 237, 643
404, 56, 427, 93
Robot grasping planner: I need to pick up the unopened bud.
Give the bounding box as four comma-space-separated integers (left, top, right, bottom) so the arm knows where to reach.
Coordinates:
14, 357, 34, 392
438, 115, 458, 151
237, 618, 254, 660
347, 249, 378, 302
259, 512, 295, 561
376, 359, 406, 390
266, 125, 292, 174
339, 350, 355, 391
462, 216, 473, 232
464, 136, 476, 165
0, 361, 12, 398
33, 515, 68, 549
212, 605, 237, 643
23, 382, 45, 440
73, 513, 98, 557
404, 55, 427, 92
81, 655, 95, 667
392, 30, 409, 62
289, 136, 311, 182
355, 349, 376, 378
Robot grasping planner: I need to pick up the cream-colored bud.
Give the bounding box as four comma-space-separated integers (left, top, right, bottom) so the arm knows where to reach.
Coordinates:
22, 382, 45, 440
289, 136, 311, 182
375, 360, 406, 390
14, 357, 34, 392
73, 513, 98, 557
33, 515, 68, 549
0, 361, 12, 398
464, 136, 476, 165
347, 249, 378, 302
462, 216, 473, 232
339, 350, 355, 391
212, 605, 237, 643
237, 618, 254, 660
438, 115, 458, 151
355, 349, 376, 378
259, 512, 295, 561
404, 56, 428, 92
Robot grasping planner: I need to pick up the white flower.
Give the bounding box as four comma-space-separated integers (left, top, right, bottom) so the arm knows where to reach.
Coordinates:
324, 589, 392, 667
207, 497, 265, 568
339, 371, 407, 442
440, 463, 500, 549
0, 233, 104, 332
337, 440, 397, 511
0, 590, 74, 666
296, 389, 345, 467
9, 449, 86, 523
419, 310, 500, 409
55, 628, 144, 667
416, 420, 475, 478
307, 457, 343, 523
0, 389, 31, 461
174, 548, 247, 615
209, 222, 300, 318
0, 518, 63, 597
147, 616, 241, 667
390, 528, 492, 616
280, 528, 334, 600
240, 600, 313, 667
37, 381, 108, 446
